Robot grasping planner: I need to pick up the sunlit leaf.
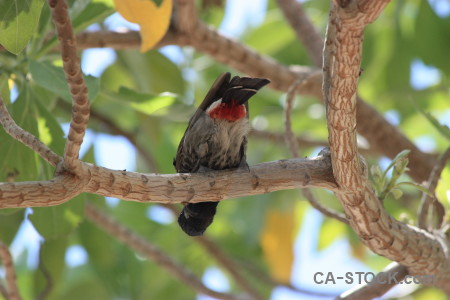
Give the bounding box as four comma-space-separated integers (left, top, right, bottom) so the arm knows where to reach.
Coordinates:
32, 93, 65, 156
117, 87, 176, 115
0, 0, 44, 54
114, 0, 172, 52
318, 218, 346, 250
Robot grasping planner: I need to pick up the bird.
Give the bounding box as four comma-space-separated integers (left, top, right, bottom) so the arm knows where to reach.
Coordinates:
173, 72, 270, 236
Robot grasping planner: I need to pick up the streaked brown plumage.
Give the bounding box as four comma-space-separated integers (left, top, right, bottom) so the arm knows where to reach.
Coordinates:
174, 72, 270, 236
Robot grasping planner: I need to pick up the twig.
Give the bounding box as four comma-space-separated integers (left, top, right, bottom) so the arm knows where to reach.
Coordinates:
0, 96, 62, 166
302, 188, 348, 224
48, 0, 90, 176
284, 78, 303, 158
237, 258, 338, 298
36, 245, 53, 300
75, 30, 183, 50
0, 242, 23, 300
250, 129, 374, 156
285, 79, 348, 224
85, 204, 249, 300
251, 129, 326, 149
336, 263, 408, 300
276, 0, 324, 67
195, 236, 265, 300
418, 147, 450, 229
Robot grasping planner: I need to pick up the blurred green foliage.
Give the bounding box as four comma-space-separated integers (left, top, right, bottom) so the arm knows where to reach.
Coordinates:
0, 0, 449, 299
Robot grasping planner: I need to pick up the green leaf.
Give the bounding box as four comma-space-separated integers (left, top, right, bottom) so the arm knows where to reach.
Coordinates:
317, 218, 346, 250
0, 209, 26, 244
151, 0, 164, 7
29, 60, 100, 102
28, 196, 85, 240
419, 110, 450, 141
32, 93, 65, 156
117, 50, 185, 94
389, 188, 403, 200
33, 236, 68, 299
382, 149, 411, 178
393, 182, 433, 197
117, 87, 176, 115
0, 87, 40, 182
0, 0, 45, 54
72, 0, 115, 32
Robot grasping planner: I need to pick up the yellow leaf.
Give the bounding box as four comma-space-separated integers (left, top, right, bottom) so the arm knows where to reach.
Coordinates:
260, 209, 295, 283
317, 218, 346, 250
114, 0, 172, 52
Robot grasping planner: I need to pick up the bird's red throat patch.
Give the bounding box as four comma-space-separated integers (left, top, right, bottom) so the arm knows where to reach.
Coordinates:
207, 99, 246, 122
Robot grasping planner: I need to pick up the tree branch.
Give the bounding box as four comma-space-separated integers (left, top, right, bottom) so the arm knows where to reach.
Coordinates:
48, 0, 90, 176
175, 0, 198, 34
85, 204, 250, 300
0, 154, 337, 209
276, 0, 324, 67
75, 30, 182, 50
0, 96, 62, 167
323, 0, 450, 294
285, 78, 348, 224
337, 262, 408, 300
418, 147, 450, 229
0, 242, 23, 300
